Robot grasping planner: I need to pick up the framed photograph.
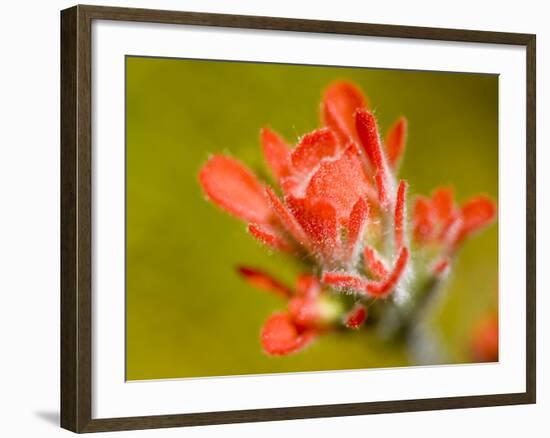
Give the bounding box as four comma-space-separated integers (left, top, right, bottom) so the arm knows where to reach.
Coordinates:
60, 4, 536, 433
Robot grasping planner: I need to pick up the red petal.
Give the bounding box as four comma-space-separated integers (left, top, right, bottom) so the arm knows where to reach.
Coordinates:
237, 266, 293, 298
291, 128, 339, 175
295, 274, 321, 298
248, 224, 292, 252
261, 127, 291, 181
363, 245, 389, 279
199, 155, 271, 224
366, 246, 409, 297
306, 143, 373, 222
302, 202, 338, 253
287, 196, 339, 261
355, 110, 391, 209
322, 271, 369, 292
260, 313, 317, 356
432, 257, 450, 276
413, 196, 435, 243
458, 196, 497, 241
344, 304, 367, 329
432, 187, 456, 222
394, 180, 407, 250
440, 216, 464, 248
321, 81, 367, 145
279, 175, 300, 197
385, 117, 407, 168
289, 296, 320, 329
265, 187, 311, 249
347, 198, 370, 259
325, 247, 409, 298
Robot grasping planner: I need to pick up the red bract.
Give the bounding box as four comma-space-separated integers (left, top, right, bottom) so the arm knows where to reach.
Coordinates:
238, 269, 332, 355
385, 117, 407, 169
261, 127, 291, 182
412, 187, 496, 250
323, 246, 410, 298
322, 179, 409, 298
199, 155, 272, 224
237, 266, 293, 298
344, 303, 367, 329
364, 245, 389, 279
355, 109, 394, 210
261, 313, 318, 356
321, 81, 367, 146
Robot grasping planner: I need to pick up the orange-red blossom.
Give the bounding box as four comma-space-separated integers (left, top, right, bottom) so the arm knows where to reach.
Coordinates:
199, 81, 496, 355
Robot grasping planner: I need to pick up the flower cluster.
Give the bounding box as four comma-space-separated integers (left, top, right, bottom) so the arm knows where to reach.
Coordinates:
412, 187, 497, 276
199, 81, 496, 356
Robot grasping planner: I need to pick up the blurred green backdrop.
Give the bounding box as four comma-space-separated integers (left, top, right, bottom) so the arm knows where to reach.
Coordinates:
126, 56, 498, 381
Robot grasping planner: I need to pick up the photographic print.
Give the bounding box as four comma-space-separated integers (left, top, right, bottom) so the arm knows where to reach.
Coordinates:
125, 57, 498, 381
61, 6, 536, 431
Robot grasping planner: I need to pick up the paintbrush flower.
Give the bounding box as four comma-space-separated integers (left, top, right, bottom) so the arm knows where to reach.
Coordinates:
237, 267, 364, 355
200, 82, 408, 273
198, 80, 496, 356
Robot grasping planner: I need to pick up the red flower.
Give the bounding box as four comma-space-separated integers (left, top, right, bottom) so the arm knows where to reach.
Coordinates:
238, 268, 338, 355
412, 187, 496, 276
413, 187, 496, 249
200, 81, 410, 280
199, 80, 497, 356
260, 313, 318, 356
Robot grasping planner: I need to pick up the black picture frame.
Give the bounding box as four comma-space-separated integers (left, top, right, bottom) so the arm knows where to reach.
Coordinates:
61, 4, 536, 433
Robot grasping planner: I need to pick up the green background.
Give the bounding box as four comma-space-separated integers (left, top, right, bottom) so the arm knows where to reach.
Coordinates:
126, 56, 498, 381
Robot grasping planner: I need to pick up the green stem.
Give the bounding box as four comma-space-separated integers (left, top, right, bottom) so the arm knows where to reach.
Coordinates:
374, 275, 444, 343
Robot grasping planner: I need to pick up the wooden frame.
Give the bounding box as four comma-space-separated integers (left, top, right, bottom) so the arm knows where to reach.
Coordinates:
60, 4, 536, 433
